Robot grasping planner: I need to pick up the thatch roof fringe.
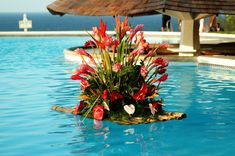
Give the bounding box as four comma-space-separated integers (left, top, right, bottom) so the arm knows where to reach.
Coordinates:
47, 0, 235, 16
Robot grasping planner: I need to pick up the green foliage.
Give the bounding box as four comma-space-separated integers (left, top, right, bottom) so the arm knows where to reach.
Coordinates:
219, 15, 235, 32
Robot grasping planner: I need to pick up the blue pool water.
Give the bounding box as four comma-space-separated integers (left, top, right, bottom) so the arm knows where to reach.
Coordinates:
1, 37, 235, 156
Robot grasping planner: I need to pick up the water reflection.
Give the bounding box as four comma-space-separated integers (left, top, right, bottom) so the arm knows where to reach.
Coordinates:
62, 116, 167, 156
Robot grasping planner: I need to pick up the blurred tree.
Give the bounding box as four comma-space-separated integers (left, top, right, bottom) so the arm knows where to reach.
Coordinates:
219, 15, 235, 32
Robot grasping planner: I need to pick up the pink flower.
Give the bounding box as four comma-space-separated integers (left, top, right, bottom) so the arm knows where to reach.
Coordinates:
112, 63, 122, 72
132, 83, 148, 101
110, 92, 124, 102
128, 47, 144, 57
93, 105, 104, 120
75, 48, 95, 64
128, 24, 144, 42
92, 27, 100, 41
158, 43, 170, 49
81, 79, 89, 91
146, 50, 156, 57
134, 31, 144, 43
140, 66, 147, 77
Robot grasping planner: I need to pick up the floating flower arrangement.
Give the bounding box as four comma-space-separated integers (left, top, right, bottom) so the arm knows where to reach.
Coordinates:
52, 17, 186, 124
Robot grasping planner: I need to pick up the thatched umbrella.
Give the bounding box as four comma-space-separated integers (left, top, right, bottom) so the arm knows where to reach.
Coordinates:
47, 0, 235, 56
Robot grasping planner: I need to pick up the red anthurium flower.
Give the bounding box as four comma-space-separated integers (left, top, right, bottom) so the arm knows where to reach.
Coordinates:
110, 92, 124, 102
132, 83, 148, 101
81, 79, 89, 91
84, 40, 96, 47
152, 101, 162, 112
112, 63, 122, 72
93, 105, 104, 120
128, 24, 144, 42
79, 64, 96, 73
101, 89, 109, 100
157, 73, 168, 82
74, 64, 96, 77
73, 101, 85, 115
140, 65, 148, 77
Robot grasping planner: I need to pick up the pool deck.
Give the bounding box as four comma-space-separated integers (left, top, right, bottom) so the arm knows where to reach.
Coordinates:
1, 31, 235, 68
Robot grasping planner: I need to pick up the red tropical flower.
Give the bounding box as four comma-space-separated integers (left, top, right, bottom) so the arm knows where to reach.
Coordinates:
115, 16, 131, 42
151, 57, 168, 68
140, 65, 148, 77
84, 40, 96, 47
75, 48, 95, 64
128, 47, 144, 57
132, 83, 148, 101
81, 79, 89, 91
158, 68, 167, 74
148, 85, 156, 95
101, 89, 109, 100
79, 64, 96, 73
128, 24, 144, 42
74, 64, 96, 78
110, 92, 124, 102
157, 73, 168, 82
70, 74, 83, 80
98, 19, 107, 38
73, 101, 85, 115
93, 105, 104, 120
112, 63, 122, 72
111, 39, 119, 52
152, 101, 162, 111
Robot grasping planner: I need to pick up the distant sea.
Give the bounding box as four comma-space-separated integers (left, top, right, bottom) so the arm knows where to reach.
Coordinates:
0, 13, 178, 31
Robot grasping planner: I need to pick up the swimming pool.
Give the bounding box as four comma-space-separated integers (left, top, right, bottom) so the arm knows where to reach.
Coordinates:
0, 37, 235, 156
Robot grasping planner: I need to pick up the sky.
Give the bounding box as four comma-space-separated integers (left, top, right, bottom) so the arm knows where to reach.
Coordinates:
0, 0, 55, 12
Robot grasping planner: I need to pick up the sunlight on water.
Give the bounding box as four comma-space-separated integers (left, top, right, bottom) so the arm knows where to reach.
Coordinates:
0, 37, 235, 155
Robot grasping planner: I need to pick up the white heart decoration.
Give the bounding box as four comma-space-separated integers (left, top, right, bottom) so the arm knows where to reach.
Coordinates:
149, 103, 156, 115
124, 104, 135, 115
